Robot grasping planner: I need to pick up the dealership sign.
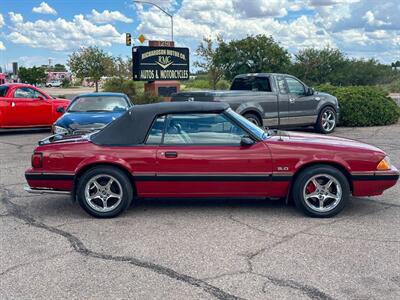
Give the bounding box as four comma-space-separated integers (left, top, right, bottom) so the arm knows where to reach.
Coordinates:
132, 46, 190, 81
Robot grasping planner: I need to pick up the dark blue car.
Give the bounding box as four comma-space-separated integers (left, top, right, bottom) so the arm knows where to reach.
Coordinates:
53, 92, 133, 135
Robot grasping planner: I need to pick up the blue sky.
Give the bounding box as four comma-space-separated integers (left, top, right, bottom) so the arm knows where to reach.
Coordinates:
0, 0, 399, 72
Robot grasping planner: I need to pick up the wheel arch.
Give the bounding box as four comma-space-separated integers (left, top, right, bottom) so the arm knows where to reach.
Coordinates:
72, 162, 136, 201
287, 160, 353, 203
317, 103, 337, 117
240, 109, 263, 124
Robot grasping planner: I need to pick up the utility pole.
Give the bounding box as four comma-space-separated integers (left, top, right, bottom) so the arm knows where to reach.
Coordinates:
133, 1, 174, 42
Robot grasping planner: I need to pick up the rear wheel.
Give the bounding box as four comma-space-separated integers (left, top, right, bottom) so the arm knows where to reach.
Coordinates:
243, 113, 262, 127
292, 165, 350, 217
315, 107, 337, 134
77, 166, 133, 218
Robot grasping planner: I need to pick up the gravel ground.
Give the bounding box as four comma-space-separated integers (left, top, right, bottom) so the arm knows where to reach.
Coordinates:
0, 124, 399, 300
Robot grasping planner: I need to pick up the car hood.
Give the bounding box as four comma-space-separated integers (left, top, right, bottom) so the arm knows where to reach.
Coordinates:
270, 131, 384, 153
55, 111, 124, 130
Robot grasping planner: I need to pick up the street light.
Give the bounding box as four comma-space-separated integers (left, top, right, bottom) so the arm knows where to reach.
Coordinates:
133, 0, 174, 42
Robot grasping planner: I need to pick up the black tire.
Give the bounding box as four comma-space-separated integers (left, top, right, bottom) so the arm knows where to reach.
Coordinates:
315, 106, 337, 134
292, 165, 350, 218
76, 166, 133, 218
243, 113, 262, 127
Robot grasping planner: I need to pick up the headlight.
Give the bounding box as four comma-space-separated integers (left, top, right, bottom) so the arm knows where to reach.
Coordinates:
53, 125, 69, 134
377, 156, 392, 171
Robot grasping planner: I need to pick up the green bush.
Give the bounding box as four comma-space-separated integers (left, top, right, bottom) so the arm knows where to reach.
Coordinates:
183, 79, 212, 90
216, 80, 230, 90
135, 92, 161, 104
103, 77, 161, 104
61, 78, 71, 88
316, 84, 400, 126
103, 77, 136, 100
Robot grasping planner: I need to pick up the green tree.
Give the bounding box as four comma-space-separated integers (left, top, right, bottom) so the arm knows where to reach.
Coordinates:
338, 59, 395, 86
194, 35, 225, 89
18, 66, 47, 85
53, 63, 67, 72
215, 35, 290, 80
291, 47, 347, 85
67, 46, 113, 92
106, 56, 132, 79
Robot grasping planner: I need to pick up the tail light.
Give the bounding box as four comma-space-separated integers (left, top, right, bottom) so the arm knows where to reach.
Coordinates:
32, 153, 43, 168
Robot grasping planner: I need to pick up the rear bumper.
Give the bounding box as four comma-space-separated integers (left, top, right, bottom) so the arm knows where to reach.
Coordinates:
24, 185, 70, 195
351, 168, 399, 196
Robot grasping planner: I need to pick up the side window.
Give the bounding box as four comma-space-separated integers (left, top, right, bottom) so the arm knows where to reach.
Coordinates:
286, 77, 305, 95
33, 90, 47, 99
146, 116, 165, 145
163, 113, 247, 145
276, 77, 287, 94
13, 87, 36, 98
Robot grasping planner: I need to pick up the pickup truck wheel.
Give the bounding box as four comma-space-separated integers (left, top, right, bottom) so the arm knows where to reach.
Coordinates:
292, 165, 349, 218
243, 113, 262, 127
77, 166, 133, 218
315, 107, 336, 134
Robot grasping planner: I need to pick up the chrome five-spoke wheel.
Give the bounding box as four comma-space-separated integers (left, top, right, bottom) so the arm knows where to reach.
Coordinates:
321, 110, 336, 132
293, 165, 350, 217
85, 174, 123, 213
77, 166, 133, 218
315, 107, 337, 134
303, 174, 342, 213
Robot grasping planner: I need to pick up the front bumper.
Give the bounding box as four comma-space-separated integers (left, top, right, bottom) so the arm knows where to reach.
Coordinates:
351, 167, 399, 196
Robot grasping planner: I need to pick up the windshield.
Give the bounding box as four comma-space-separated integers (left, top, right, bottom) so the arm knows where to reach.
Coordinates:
226, 109, 268, 140
68, 96, 129, 112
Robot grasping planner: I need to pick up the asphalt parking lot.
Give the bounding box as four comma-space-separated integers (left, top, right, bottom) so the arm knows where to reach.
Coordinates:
1, 124, 399, 300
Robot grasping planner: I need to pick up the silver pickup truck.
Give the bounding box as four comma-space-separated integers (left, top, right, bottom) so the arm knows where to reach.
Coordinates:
171, 73, 339, 133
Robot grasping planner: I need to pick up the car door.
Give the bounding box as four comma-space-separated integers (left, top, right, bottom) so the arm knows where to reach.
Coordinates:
144, 112, 273, 197
11, 87, 52, 126
2, 87, 33, 127
274, 76, 289, 126
285, 76, 316, 125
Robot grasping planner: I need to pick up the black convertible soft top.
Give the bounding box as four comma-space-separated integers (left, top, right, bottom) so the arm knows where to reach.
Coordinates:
91, 101, 230, 146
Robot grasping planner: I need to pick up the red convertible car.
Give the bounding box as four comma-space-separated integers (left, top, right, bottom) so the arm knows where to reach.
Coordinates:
0, 83, 69, 129
24, 102, 399, 218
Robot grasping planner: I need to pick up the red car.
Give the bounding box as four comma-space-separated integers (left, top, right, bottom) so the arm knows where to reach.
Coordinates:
0, 83, 70, 129
24, 102, 399, 218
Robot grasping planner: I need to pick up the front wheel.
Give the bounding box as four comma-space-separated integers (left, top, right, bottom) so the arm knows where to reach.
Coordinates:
76, 166, 133, 218
292, 165, 350, 218
315, 107, 337, 134
243, 113, 262, 127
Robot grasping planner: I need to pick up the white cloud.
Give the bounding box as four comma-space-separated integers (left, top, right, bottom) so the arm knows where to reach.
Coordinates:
233, 0, 288, 18
133, 0, 400, 63
136, 0, 334, 51
9, 12, 23, 23
362, 11, 390, 27
0, 14, 4, 28
88, 9, 133, 24
7, 12, 124, 51
32, 2, 57, 15
0, 41, 6, 51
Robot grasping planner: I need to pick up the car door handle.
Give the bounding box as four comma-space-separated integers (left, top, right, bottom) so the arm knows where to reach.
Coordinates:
289, 98, 296, 104
164, 151, 178, 158
11, 101, 15, 107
